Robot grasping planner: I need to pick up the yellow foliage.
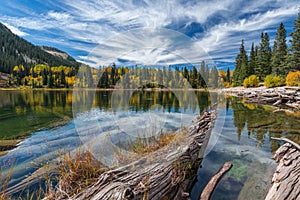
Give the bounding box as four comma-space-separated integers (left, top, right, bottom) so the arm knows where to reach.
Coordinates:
286, 71, 300, 86
13, 65, 19, 72
285, 110, 300, 118
243, 75, 259, 88
66, 76, 75, 85
244, 103, 257, 110
264, 75, 284, 88
219, 70, 226, 77
223, 82, 231, 88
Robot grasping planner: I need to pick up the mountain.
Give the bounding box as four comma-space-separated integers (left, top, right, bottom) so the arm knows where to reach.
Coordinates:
0, 22, 81, 74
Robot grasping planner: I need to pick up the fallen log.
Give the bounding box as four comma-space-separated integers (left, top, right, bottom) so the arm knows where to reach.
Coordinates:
224, 87, 300, 110
46, 111, 217, 200
199, 162, 232, 200
265, 138, 300, 200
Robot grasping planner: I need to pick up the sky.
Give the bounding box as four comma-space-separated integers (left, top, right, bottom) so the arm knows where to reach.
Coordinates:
0, 0, 299, 70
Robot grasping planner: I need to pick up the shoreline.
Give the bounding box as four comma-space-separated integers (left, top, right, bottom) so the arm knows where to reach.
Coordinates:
0, 116, 72, 157
223, 86, 300, 110
0, 87, 211, 91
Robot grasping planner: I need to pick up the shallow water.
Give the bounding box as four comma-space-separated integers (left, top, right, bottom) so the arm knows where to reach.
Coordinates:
0, 90, 299, 199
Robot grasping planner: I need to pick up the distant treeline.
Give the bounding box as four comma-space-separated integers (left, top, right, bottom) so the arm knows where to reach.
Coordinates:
75, 62, 228, 89
7, 61, 229, 89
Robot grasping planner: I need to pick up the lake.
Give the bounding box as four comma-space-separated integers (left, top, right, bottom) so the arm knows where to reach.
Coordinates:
0, 90, 300, 199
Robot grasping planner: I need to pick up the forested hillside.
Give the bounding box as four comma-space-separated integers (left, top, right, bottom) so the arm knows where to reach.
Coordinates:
0, 23, 80, 74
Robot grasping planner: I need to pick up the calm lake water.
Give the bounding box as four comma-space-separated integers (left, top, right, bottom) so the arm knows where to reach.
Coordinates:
0, 90, 300, 199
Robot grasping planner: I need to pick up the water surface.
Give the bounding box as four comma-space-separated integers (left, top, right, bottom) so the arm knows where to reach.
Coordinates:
0, 90, 299, 199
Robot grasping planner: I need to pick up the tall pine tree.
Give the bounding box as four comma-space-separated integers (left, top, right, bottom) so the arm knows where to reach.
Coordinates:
199, 61, 206, 87
210, 66, 219, 88
271, 22, 288, 76
233, 40, 248, 85
226, 67, 230, 83
253, 45, 260, 76
248, 42, 256, 76
258, 32, 272, 79
289, 11, 300, 71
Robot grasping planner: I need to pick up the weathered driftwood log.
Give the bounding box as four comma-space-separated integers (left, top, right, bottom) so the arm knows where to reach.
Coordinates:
199, 162, 232, 200
224, 87, 300, 110
265, 138, 300, 200
47, 111, 216, 200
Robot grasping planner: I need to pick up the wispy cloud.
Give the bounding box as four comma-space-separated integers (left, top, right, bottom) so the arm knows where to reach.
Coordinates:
2, 22, 28, 36
0, 0, 299, 67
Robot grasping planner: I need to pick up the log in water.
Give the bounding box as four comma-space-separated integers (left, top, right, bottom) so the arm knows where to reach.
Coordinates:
265, 138, 300, 200
47, 111, 217, 200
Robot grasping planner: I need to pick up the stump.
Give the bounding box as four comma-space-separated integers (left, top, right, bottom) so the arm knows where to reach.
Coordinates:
46, 111, 217, 200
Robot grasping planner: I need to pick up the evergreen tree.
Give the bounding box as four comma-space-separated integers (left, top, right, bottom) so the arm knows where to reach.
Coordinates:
254, 45, 260, 76
204, 65, 209, 86
42, 68, 48, 86
98, 70, 109, 88
190, 66, 198, 88
258, 32, 272, 79
48, 70, 54, 88
226, 67, 230, 83
289, 12, 300, 71
183, 66, 189, 82
210, 66, 219, 88
199, 61, 206, 87
85, 66, 93, 87
174, 66, 180, 88
271, 22, 288, 76
248, 42, 256, 76
60, 69, 66, 87
233, 40, 248, 85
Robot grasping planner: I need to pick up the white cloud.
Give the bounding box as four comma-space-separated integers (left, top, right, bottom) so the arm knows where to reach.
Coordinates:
2, 22, 28, 36
47, 11, 71, 20
197, 5, 299, 60
0, 0, 299, 65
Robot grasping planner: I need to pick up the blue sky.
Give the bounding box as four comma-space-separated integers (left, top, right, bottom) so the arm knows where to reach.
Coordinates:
0, 0, 299, 70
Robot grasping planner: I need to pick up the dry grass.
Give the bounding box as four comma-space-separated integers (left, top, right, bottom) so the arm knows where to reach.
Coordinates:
46, 149, 109, 199
130, 132, 176, 154
0, 151, 8, 157
130, 129, 188, 154
115, 129, 189, 165
0, 160, 14, 200
1, 130, 189, 199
